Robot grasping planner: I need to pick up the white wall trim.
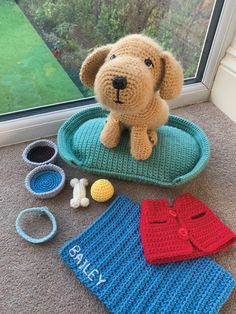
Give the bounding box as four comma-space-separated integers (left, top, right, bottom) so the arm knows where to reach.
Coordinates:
210, 25, 236, 123
210, 65, 236, 123
0, 83, 209, 147
220, 46, 236, 72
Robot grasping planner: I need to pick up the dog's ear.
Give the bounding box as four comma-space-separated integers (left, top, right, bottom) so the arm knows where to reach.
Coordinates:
80, 45, 112, 87
159, 51, 183, 100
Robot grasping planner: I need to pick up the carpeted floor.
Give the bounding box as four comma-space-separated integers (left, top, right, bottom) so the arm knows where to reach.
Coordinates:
0, 102, 235, 314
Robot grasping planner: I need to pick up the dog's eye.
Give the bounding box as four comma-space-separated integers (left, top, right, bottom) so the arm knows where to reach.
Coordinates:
110, 54, 116, 60
144, 58, 154, 68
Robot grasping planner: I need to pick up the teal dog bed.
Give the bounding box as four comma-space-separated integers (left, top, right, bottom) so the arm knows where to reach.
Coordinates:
57, 106, 210, 187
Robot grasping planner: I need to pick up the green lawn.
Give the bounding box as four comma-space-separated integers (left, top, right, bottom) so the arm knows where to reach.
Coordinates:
0, 1, 83, 115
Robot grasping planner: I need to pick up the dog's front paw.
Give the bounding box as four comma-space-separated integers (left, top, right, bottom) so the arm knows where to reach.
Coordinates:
100, 115, 123, 148
100, 129, 119, 148
131, 127, 153, 160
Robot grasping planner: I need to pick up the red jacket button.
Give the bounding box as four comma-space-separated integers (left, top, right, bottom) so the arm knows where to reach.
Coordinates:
178, 228, 189, 240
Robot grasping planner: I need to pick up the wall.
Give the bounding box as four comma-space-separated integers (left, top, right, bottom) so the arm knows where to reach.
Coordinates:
210, 31, 236, 123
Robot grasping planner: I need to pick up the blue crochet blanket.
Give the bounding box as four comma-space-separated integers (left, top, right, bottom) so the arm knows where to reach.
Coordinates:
60, 196, 235, 314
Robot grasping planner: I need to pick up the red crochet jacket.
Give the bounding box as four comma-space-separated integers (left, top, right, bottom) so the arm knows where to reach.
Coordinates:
140, 193, 236, 264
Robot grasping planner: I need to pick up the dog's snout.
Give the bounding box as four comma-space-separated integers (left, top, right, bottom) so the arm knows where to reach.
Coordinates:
112, 76, 127, 90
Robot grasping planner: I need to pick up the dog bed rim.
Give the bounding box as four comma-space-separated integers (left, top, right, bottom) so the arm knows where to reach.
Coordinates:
57, 106, 210, 187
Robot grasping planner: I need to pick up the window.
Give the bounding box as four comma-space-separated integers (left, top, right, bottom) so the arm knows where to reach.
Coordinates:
1, 0, 236, 145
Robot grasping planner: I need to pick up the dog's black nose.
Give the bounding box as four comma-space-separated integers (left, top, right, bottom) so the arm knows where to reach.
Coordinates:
112, 76, 127, 90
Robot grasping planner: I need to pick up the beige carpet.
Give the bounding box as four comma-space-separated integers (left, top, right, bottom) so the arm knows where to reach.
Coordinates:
0, 102, 235, 314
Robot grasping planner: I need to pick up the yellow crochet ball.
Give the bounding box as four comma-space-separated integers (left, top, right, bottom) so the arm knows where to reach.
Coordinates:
90, 179, 114, 202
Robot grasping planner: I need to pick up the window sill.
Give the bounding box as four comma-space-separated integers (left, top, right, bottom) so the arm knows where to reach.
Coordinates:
0, 83, 209, 147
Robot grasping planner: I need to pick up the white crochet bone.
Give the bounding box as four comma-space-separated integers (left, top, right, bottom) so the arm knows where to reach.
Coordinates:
70, 178, 90, 208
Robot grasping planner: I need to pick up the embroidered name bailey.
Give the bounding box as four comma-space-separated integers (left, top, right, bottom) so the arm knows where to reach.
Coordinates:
69, 245, 106, 286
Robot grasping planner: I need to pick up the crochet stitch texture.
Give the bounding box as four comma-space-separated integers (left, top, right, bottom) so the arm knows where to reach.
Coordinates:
140, 193, 236, 264
22, 139, 58, 167
15, 207, 57, 243
60, 195, 235, 314
25, 164, 65, 198
80, 34, 183, 160
90, 179, 114, 202
57, 106, 210, 187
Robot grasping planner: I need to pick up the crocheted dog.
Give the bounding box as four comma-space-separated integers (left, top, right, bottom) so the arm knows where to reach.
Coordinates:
80, 34, 183, 160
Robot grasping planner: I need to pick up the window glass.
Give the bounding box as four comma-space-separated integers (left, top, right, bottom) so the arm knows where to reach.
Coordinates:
1, 0, 215, 115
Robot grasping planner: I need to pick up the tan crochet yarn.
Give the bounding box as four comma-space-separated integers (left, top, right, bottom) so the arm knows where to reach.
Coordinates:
80, 34, 183, 160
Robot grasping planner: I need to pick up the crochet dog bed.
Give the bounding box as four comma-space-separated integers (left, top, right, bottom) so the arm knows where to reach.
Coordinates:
60, 196, 235, 314
57, 106, 210, 187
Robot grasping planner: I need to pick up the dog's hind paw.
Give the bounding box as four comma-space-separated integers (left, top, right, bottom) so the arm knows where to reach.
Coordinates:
131, 143, 152, 160
148, 130, 158, 146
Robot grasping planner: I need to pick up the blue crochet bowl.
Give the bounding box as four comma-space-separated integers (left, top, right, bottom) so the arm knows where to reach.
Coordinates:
25, 164, 66, 198
57, 106, 210, 187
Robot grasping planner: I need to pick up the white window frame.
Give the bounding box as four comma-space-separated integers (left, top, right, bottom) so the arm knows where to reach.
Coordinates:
1, 0, 236, 147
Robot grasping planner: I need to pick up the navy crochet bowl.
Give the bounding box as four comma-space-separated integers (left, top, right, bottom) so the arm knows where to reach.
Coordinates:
22, 139, 58, 167
25, 164, 65, 199
58, 106, 210, 187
